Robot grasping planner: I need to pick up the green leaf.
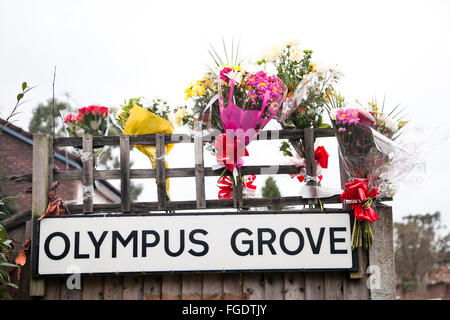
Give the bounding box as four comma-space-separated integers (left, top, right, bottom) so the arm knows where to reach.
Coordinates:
0, 224, 6, 243
22, 82, 27, 91
17, 93, 24, 102
6, 282, 18, 289
0, 262, 18, 268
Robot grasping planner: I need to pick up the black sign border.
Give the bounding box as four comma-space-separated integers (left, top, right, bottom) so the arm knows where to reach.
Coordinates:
31, 209, 359, 278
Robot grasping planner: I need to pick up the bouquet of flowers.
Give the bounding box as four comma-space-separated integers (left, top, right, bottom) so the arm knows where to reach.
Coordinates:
259, 40, 342, 190
216, 69, 287, 198
116, 97, 175, 197
62, 105, 110, 164
327, 94, 408, 248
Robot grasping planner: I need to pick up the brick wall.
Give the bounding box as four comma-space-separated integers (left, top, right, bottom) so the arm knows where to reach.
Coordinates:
0, 130, 79, 215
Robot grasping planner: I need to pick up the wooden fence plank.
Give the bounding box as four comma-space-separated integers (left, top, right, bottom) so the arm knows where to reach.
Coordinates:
194, 121, 206, 209
30, 134, 53, 297
43, 278, 62, 300
82, 134, 94, 213
202, 273, 223, 300
123, 275, 143, 300
82, 276, 104, 300
303, 127, 318, 206
344, 248, 370, 300
143, 274, 162, 300
304, 272, 325, 300
369, 204, 395, 300
324, 272, 344, 300
264, 272, 284, 300
53, 128, 336, 147
61, 275, 82, 300
223, 273, 243, 300
104, 275, 123, 300
161, 274, 182, 300
182, 274, 202, 300
55, 164, 312, 181
243, 273, 265, 300
120, 135, 131, 212
155, 133, 166, 210
284, 272, 305, 300
67, 196, 382, 214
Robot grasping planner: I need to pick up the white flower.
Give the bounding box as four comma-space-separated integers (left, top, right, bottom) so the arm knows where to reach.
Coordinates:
155, 104, 167, 117
329, 108, 340, 121
262, 45, 281, 62
290, 48, 304, 62
225, 69, 243, 83
283, 39, 300, 48
381, 115, 398, 132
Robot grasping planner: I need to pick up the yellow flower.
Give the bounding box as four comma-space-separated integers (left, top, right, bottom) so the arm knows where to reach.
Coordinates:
185, 80, 207, 100
398, 120, 408, 129
310, 63, 316, 73
174, 108, 188, 127
368, 101, 379, 114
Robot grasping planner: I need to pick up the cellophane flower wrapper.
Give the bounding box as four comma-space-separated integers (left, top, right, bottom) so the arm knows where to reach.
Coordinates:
216, 73, 287, 199
278, 68, 342, 125
334, 109, 398, 198
277, 69, 342, 197
60, 106, 110, 165
218, 75, 287, 149
334, 108, 412, 249
123, 104, 174, 195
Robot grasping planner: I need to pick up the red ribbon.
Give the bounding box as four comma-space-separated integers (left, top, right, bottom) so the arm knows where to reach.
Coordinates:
218, 175, 256, 199
215, 133, 249, 172
340, 179, 380, 223
314, 146, 329, 169
293, 146, 328, 183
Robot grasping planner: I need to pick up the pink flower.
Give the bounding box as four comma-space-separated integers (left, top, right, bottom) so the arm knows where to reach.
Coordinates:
76, 113, 83, 122
338, 127, 347, 133
220, 67, 234, 84
336, 109, 348, 124
245, 71, 283, 106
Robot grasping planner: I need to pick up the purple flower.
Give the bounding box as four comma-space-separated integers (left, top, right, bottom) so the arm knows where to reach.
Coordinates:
336, 109, 348, 124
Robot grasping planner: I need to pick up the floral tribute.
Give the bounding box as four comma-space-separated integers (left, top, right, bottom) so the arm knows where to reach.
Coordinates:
327, 93, 408, 248
259, 40, 341, 190
63, 105, 109, 137
216, 68, 287, 199
62, 105, 110, 165
116, 97, 176, 198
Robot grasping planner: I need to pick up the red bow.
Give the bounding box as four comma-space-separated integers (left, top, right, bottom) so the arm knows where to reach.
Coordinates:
314, 146, 329, 169
215, 133, 249, 172
218, 176, 234, 199
291, 146, 328, 183
218, 175, 256, 199
340, 179, 380, 223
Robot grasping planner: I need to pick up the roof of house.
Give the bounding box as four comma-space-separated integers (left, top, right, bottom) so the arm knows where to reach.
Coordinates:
0, 118, 121, 199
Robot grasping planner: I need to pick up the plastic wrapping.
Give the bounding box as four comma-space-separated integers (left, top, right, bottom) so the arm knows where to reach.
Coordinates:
217, 73, 287, 167
60, 106, 110, 165
123, 104, 174, 193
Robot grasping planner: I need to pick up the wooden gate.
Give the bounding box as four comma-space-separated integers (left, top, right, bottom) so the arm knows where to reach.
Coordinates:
14, 126, 395, 299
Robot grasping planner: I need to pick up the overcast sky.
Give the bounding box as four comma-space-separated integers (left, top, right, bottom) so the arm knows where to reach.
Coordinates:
1, 0, 450, 230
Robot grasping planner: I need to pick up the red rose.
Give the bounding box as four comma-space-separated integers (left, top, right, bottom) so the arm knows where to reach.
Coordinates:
78, 107, 89, 116
76, 113, 83, 122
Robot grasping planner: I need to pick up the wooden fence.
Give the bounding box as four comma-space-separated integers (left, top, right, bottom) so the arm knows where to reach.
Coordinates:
9, 126, 395, 299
